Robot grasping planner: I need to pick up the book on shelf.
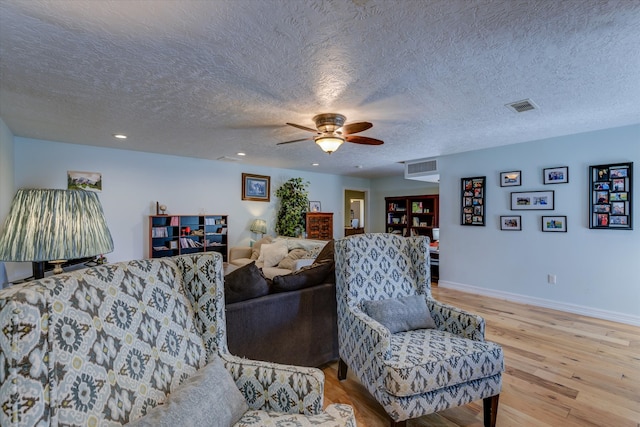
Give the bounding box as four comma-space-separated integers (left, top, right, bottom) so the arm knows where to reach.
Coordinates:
152, 227, 168, 238
170, 216, 179, 226
179, 237, 203, 248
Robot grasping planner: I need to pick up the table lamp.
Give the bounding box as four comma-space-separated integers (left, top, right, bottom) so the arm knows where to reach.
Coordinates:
249, 218, 267, 239
0, 189, 114, 280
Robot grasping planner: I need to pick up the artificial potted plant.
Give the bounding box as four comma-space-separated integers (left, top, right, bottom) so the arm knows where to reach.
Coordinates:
275, 177, 309, 237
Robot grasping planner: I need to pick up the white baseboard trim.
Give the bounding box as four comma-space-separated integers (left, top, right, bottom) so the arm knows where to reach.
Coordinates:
437, 280, 640, 327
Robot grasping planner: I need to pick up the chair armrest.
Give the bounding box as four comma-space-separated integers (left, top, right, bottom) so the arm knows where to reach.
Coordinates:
427, 298, 486, 341
346, 306, 392, 358
220, 353, 325, 415
229, 246, 252, 262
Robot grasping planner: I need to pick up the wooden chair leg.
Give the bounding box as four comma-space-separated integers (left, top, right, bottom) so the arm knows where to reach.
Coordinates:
338, 358, 348, 380
483, 394, 499, 427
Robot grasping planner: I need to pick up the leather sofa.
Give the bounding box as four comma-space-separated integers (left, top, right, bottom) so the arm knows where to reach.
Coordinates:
225, 240, 339, 367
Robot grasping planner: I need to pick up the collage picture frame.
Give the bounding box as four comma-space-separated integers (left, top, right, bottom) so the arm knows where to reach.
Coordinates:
589, 162, 633, 230
461, 176, 486, 226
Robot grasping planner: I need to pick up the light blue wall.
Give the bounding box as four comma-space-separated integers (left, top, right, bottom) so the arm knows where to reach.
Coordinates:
0, 118, 14, 286
12, 137, 370, 276
5, 123, 640, 323
438, 124, 640, 321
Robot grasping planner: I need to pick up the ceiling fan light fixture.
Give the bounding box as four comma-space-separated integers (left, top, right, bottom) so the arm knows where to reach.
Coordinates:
315, 136, 344, 154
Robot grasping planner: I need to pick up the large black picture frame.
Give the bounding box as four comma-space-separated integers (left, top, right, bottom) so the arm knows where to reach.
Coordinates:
461, 176, 485, 226
589, 162, 633, 230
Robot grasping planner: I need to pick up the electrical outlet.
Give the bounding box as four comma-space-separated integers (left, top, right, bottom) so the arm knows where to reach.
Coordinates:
547, 274, 557, 285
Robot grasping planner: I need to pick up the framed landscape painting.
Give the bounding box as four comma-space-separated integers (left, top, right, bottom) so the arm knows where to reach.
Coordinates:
242, 173, 270, 202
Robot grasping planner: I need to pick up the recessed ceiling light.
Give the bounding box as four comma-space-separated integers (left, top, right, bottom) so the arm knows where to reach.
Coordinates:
112, 134, 127, 139
237, 152, 246, 156
355, 165, 363, 169
311, 163, 319, 166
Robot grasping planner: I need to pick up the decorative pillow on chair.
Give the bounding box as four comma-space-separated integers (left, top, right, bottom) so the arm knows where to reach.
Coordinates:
272, 259, 333, 292
224, 261, 270, 304
257, 241, 289, 267
362, 294, 436, 333
127, 355, 248, 427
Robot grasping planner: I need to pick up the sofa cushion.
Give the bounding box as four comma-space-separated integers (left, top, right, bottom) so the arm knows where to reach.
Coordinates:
362, 294, 436, 333
128, 355, 248, 427
250, 235, 273, 260
272, 259, 333, 292
277, 248, 309, 270
224, 261, 270, 304
257, 241, 289, 268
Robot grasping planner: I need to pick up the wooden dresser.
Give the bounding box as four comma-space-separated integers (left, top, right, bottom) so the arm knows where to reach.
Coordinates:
306, 212, 333, 240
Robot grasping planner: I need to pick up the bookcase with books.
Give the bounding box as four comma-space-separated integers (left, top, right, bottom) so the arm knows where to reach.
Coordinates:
149, 214, 228, 261
385, 195, 439, 239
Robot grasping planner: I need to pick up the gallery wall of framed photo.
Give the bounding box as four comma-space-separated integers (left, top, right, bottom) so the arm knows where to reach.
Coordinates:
494, 166, 568, 232
485, 161, 633, 232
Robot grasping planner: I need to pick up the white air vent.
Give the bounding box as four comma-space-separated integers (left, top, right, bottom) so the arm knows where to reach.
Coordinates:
405, 157, 439, 183
506, 99, 538, 113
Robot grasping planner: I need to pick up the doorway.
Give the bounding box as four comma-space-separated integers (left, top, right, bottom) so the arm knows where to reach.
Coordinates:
344, 189, 367, 236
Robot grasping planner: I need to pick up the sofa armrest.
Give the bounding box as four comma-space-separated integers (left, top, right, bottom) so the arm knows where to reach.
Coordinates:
229, 246, 252, 262
220, 353, 325, 415
427, 298, 486, 341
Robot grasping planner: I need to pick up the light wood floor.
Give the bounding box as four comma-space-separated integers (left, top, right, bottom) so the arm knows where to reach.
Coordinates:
322, 286, 640, 427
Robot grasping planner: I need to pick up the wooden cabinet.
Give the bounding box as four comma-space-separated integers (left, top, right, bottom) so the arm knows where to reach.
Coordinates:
306, 212, 333, 240
150, 214, 228, 261
385, 195, 439, 239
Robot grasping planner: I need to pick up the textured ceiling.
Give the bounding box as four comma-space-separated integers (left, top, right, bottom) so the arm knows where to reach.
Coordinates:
1, 0, 639, 178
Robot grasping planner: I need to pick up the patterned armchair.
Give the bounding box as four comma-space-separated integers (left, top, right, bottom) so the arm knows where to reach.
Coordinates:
0, 252, 355, 426
334, 234, 503, 427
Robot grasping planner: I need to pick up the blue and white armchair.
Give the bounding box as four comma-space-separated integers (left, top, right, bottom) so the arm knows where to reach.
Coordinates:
334, 233, 504, 427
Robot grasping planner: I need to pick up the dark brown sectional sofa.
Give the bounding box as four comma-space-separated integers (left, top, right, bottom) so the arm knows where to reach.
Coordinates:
224, 241, 338, 367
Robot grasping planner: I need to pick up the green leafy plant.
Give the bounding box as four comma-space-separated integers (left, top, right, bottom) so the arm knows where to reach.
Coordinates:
275, 177, 309, 237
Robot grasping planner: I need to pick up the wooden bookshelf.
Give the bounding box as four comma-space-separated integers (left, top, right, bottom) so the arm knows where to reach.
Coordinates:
385, 195, 439, 239
149, 214, 228, 261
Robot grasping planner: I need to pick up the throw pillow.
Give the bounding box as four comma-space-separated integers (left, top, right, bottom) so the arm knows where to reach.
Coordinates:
313, 239, 334, 264
277, 248, 309, 270
224, 261, 270, 304
257, 241, 289, 268
127, 355, 248, 427
272, 259, 333, 292
250, 235, 273, 260
362, 294, 436, 334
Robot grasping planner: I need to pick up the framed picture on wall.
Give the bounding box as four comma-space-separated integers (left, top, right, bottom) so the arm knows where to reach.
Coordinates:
542, 215, 567, 232
500, 170, 521, 187
543, 166, 569, 184
510, 190, 554, 210
242, 173, 270, 202
589, 162, 633, 230
461, 176, 485, 226
500, 215, 521, 230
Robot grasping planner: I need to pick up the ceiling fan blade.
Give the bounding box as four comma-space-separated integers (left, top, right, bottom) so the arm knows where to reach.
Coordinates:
345, 135, 384, 145
286, 122, 319, 133
277, 137, 311, 145
342, 121, 373, 135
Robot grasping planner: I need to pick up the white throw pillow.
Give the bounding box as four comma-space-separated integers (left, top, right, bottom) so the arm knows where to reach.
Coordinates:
258, 241, 289, 268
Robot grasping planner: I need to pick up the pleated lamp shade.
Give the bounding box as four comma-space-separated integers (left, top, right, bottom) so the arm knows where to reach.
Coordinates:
249, 218, 267, 235
0, 189, 114, 271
